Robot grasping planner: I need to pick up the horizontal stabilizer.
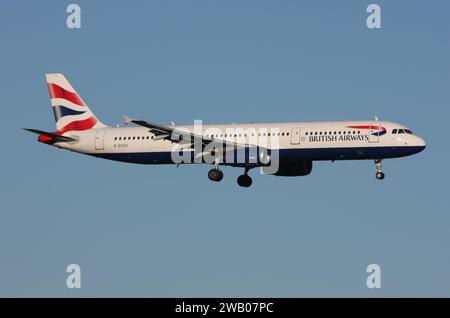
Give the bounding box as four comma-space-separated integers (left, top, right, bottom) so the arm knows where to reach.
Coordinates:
22, 128, 76, 142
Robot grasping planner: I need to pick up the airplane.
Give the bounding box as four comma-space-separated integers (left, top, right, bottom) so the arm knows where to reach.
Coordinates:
24, 74, 426, 187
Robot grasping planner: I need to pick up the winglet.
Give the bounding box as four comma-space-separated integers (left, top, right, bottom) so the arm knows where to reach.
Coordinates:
123, 115, 133, 125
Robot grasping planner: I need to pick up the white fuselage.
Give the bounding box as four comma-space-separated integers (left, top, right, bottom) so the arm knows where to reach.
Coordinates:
51, 120, 426, 165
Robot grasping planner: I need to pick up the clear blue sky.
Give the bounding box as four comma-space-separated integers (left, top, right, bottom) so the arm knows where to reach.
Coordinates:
0, 1, 449, 297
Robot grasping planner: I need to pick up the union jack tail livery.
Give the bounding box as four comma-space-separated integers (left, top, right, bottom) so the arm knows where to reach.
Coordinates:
46, 73, 107, 132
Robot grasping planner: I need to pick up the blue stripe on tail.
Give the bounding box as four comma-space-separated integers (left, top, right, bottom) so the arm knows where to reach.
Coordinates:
53, 106, 86, 121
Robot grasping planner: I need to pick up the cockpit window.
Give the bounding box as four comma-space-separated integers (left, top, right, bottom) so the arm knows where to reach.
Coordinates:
392, 128, 413, 134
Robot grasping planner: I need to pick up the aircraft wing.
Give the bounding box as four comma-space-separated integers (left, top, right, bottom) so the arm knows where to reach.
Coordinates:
123, 116, 247, 149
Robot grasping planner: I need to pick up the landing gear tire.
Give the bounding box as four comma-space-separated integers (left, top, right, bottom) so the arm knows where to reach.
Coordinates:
237, 174, 252, 188
208, 169, 223, 182
374, 159, 385, 180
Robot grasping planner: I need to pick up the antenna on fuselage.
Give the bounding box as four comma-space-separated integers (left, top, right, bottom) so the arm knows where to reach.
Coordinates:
374, 115, 379, 121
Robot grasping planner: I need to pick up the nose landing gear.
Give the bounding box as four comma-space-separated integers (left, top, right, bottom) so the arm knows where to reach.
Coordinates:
374, 159, 385, 180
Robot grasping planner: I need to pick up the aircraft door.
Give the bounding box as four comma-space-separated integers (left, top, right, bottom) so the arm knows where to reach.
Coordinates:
95, 130, 106, 150
291, 127, 301, 145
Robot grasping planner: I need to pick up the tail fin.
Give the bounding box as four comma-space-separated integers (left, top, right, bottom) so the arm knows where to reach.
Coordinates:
46, 73, 107, 132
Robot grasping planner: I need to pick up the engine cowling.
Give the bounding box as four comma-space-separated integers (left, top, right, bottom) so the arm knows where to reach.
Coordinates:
269, 160, 313, 176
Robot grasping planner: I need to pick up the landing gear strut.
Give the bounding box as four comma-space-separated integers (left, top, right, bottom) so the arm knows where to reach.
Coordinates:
237, 167, 253, 188
374, 159, 385, 180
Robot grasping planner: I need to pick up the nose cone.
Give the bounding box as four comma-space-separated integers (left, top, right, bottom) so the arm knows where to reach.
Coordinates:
414, 136, 427, 153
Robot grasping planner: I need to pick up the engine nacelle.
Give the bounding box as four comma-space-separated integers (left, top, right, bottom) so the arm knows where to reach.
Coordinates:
267, 160, 313, 176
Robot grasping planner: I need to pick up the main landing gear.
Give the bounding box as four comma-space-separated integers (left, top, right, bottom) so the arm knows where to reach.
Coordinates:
207, 166, 253, 187
237, 167, 252, 188
237, 174, 252, 188
374, 159, 385, 180
208, 168, 223, 182
208, 160, 223, 182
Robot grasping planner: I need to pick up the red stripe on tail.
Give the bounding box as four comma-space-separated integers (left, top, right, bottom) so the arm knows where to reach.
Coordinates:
48, 83, 85, 106
58, 117, 97, 132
